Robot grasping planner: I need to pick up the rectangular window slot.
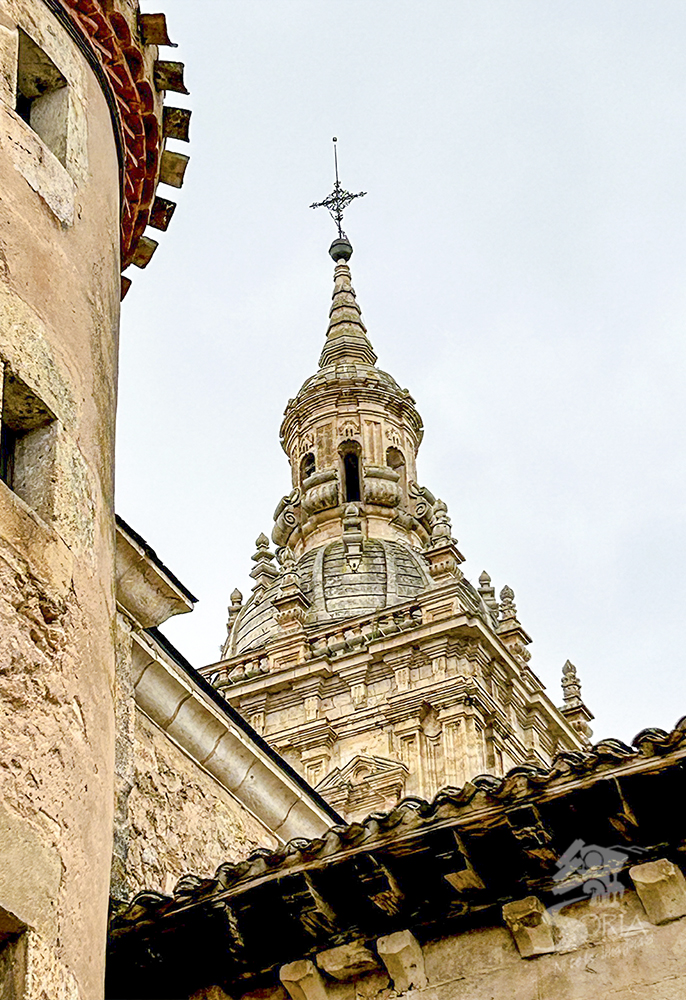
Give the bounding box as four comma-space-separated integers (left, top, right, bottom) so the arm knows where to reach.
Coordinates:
0, 909, 27, 1000
1, 368, 56, 516
15, 28, 69, 165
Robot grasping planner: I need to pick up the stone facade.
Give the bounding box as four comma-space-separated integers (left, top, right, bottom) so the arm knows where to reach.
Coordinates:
204, 240, 593, 821
111, 517, 339, 906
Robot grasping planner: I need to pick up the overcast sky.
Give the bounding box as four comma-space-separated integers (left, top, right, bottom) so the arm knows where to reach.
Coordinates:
117, 0, 686, 744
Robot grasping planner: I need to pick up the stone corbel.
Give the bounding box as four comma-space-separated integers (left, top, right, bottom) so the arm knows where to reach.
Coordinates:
630, 858, 686, 925
376, 930, 427, 992
316, 941, 381, 981
280, 960, 328, 1000
502, 896, 558, 958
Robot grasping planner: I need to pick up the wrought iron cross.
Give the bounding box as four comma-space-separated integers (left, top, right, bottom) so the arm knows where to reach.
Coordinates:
310, 138, 366, 238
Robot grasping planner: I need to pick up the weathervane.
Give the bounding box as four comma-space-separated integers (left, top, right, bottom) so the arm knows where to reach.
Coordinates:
310, 138, 366, 239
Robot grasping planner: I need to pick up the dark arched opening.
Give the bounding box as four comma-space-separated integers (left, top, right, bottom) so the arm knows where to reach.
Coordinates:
339, 441, 362, 503
343, 452, 361, 502
386, 446, 407, 495
300, 452, 315, 483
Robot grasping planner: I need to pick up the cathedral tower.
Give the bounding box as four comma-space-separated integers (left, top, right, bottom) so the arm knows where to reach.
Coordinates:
203, 230, 592, 822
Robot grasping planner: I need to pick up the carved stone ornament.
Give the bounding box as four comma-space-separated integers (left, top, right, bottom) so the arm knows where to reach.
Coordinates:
342, 503, 364, 571
249, 534, 279, 592
561, 659, 582, 704
272, 489, 302, 547
363, 467, 401, 507
301, 470, 339, 516
409, 481, 436, 525
338, 419, 360, 439
429, 499, 452, 545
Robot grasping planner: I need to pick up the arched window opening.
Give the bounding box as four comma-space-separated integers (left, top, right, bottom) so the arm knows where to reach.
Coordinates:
339, 440, 362, 503
386, 446, 407, 494
386, 446, 405, 471
300, 452, 315, 483
343, 452, 361, 502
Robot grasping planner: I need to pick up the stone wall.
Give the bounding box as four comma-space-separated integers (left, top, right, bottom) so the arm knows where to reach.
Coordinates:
0, 2, 121, 996
209, 880, 686, 1000
122, 709, 279, 898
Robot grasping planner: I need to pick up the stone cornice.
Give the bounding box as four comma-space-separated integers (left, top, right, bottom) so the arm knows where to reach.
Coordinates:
115, 518, 195, 629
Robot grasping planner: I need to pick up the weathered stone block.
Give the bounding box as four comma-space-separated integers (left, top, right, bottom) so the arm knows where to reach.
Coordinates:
316, 940, 380, 980
629, 858, 686, 925
502, 896, 556, 958
279, 959, 328, 1000
191, 986, 232, 1000
376, 929, 427, 992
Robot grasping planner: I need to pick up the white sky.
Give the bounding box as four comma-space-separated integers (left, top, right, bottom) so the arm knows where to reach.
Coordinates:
117, 0, 686, 744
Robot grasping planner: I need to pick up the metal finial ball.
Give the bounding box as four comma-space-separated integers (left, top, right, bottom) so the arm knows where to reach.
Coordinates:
329, 237, 353, 262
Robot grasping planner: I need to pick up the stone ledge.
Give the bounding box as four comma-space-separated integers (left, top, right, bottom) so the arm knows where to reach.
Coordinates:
0, 480, 72, 596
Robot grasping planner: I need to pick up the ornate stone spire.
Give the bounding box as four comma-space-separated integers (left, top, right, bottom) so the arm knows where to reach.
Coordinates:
278, 237, 425, 558
319, 243, 377, 368
560, 659, 594, 745
249, 533, 279, 592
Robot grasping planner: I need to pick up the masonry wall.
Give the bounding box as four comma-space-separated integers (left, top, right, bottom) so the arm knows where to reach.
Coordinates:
420, 893, 686, 1000
121, 708, 279, 899
217, 890, 686, 1000
0, 2, 121, 997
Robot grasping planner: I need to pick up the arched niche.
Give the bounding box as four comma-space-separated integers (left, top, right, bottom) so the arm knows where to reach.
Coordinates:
386, 445, 407, 496
300, 451, 316, 483
339, 439, 362, 503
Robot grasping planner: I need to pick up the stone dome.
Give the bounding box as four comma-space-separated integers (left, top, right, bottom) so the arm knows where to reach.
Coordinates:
231, 538, 432, 655
292, 360, 407, 404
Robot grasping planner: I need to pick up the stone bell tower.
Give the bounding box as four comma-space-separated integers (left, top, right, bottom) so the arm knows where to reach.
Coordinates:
202, 231, 593, 823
